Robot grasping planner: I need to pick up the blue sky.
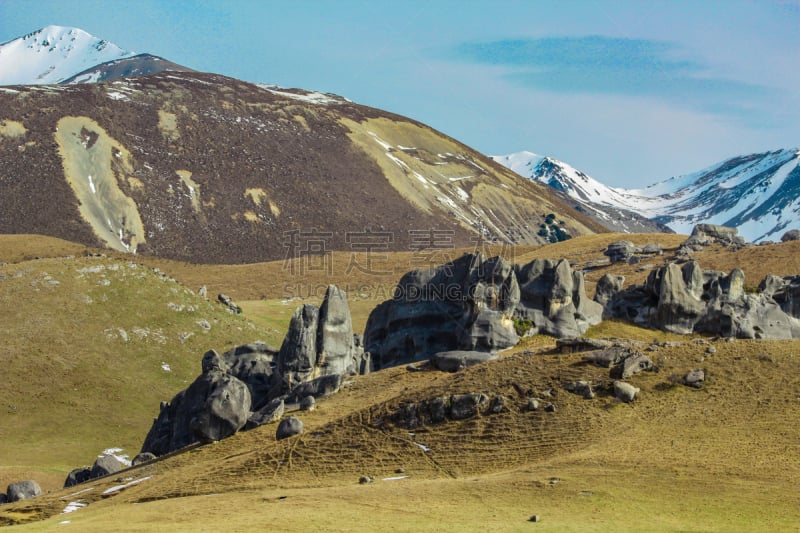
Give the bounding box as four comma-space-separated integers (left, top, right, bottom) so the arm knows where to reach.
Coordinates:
1, 0, 798, 187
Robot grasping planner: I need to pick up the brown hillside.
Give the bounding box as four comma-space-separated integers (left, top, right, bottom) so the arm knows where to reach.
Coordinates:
0, 72, 605, 264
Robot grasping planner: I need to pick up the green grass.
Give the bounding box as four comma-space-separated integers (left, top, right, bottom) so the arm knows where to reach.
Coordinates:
0, 255, 273, 489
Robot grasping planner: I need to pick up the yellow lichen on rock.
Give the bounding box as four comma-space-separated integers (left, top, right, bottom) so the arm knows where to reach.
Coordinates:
55, 116, 145, 253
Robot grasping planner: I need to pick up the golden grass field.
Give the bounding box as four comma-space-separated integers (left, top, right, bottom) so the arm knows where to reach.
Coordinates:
1, 233, 799, 531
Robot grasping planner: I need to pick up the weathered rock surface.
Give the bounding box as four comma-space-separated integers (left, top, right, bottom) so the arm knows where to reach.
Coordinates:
683, 224, 746, 249
0, 493, 7, 505
275, 286, 364, 395
132, 452, 156, 466
6, 480, 42, 502
392, 393, 496, 428
515, 258, 603, 339
601, 260, 800, 339
245, 398, 285, 430
141, 369, 251, 456
90, 454, 125, 479
582, 346, 634, 368
276, 416, 304, 440
611, 352, 653, 379
142, 285, 360, 456
781, 229, 800, 242
613, 381, 639, 402
563, 380, 595, 399
365, 253, 601, 369
365, 254, 519, 369
683, 369, 705, 388
431, 350, 498, 372
594, 274, 625, 308
299, 395, 316, 411
604, 240, 639, 262
64, 467, 92, 488
218, 293, 242, 314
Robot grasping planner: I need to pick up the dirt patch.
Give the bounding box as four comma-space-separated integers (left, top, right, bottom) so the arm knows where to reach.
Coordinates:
54, 116, 145, 253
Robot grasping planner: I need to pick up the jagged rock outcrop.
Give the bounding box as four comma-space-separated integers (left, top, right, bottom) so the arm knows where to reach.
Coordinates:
604, 241, 639, 262
683, 224, 746, 249
601, 260, 800, 338
515, 258, 603, 338
141, 285, 360, 456
365, 253, 601, 369
274, 285, 364, 395
365, 254, 519, 369
141, 369, 252, 456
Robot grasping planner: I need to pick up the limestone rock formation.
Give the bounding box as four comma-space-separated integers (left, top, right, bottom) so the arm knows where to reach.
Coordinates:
132, 452, 156, 466
600, 260, 800, 339
365, 253, 601, 369
141, 285, 361, 456
245, 398, 285, 430
683, 224, 746, 249
604, 240, 639, 262
274, 286, 364, 395
514, 258, 603, 338
140, 369, 252, 456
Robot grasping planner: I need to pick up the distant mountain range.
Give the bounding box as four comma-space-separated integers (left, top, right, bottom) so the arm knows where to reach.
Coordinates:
493, 149, 800, 243
0, 27, 602, 263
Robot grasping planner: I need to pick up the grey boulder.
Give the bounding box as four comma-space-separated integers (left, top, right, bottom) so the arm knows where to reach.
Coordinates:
90, 454, 125, 479
611, 352, 653, 379
64, 467, 92, 487
276, 416, 304, 440
613, 381, 639, 402
6, 480, 42, 502
431, 350, 498, 372
246, 398, 285, 429
132, 452, 157, 466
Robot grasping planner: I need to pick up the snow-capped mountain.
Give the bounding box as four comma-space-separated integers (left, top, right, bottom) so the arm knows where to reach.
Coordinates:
493, 149, 800, 242
0, 26, 135, 85
492, 151, 671, 234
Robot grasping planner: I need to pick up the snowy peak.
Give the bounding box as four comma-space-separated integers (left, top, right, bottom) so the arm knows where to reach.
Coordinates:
0, 25, 134, 85
494, 148, 800, 242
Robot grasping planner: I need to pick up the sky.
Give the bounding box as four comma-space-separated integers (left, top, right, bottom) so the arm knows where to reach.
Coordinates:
1, 0, 798, 188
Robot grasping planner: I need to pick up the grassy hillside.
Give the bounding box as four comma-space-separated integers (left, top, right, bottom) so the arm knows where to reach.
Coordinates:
1, 233, 800, 530
0, 250, 275, 491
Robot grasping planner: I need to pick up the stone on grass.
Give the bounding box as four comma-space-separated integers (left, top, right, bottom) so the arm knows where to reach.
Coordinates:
64, 467, 92, 488
132, 452, 157, 466
613, 381, 639, 403
90, 454, 124, 479
276, 416, 304, 440
6, 480, 42, 502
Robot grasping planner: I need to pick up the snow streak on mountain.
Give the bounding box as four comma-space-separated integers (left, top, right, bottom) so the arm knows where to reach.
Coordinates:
494, 149, 800, 243
0, 26, 134, 85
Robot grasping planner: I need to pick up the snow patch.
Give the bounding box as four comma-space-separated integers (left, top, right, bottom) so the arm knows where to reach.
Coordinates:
102, 476, 151, 495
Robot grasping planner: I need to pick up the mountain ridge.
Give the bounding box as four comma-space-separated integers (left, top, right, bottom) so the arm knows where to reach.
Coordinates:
494, 148, 800, 242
